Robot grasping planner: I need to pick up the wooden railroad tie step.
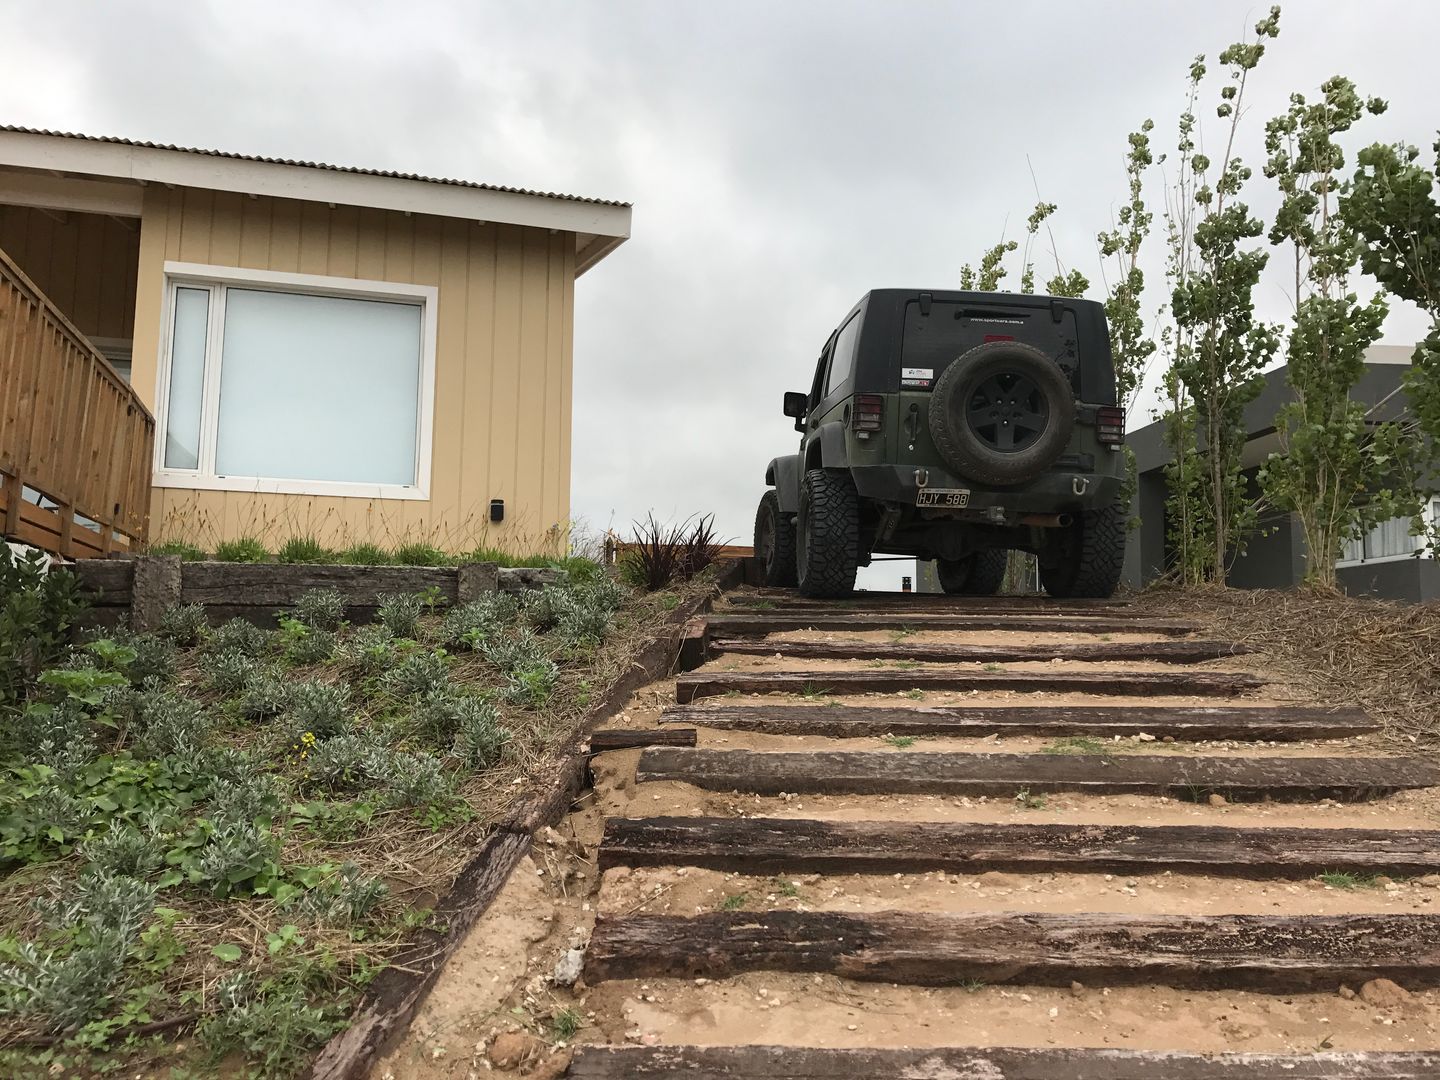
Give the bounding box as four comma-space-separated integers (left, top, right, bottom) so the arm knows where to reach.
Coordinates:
711, 637, 1254, 665
599, 816, 1440, 878
568, 1044, 1440, 1079
660, 702, 1378, 741
674, 668, 1265, 703
584, 909, 1440, 991
704, 613, 1199, 636
728, 593, 1133, 611
635, 748, 1440, 801
587, 728, 697, 752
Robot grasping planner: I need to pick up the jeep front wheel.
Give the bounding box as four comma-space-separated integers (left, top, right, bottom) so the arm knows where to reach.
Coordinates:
796, 469, 859, 598
937, 549, 1008, 596
754, 489, 798, 588
1040, 501, 1126, 598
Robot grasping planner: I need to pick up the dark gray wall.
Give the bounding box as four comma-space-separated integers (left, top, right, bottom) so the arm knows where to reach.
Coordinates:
1337, 558, 1440, 603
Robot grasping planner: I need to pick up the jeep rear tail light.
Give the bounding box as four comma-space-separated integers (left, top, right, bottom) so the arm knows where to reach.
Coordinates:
852, 394, 884, 434
1096, 405, 1125, 445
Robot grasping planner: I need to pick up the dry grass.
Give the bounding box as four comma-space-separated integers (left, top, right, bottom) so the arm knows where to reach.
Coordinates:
1133, 584, 1440, 748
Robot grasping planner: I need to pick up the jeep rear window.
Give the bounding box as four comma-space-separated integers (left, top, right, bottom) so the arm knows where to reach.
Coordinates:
900, 301, 1081, 393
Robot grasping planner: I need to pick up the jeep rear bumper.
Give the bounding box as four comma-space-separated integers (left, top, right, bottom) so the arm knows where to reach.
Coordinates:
850, 463, 1124, 516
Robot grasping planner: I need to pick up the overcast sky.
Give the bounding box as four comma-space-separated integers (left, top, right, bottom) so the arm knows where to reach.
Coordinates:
5, 1, 1437, 586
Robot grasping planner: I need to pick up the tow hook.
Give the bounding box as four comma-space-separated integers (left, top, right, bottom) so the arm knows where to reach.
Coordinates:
1072, 476, 1090, 496
914, 468, 929, 488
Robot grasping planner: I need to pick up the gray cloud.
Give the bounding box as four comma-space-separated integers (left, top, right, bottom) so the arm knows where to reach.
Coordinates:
4, 0, 1436, 586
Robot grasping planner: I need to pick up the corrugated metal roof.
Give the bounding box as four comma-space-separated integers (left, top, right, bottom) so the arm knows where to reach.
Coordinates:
0, 125, 630, 208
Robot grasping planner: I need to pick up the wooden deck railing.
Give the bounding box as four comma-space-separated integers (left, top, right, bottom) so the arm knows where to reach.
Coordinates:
0, 244, 153, 557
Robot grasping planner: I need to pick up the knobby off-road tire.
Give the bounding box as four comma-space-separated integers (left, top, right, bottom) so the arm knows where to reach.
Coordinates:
936, 549, 1008, 596
1041, 500, 1126, 599
754, 489, 799, 588
796, 469, 859, 599
928, 341, 1075, 486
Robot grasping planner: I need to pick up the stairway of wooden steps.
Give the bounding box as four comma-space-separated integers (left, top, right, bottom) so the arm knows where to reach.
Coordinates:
558, 588, 1438, 1078
567, 1045, 1440, 1079
675, 667, 1265, 702
657, 702, 1379, 739
598, 817, 1440, 877
709, 636, 1255, 663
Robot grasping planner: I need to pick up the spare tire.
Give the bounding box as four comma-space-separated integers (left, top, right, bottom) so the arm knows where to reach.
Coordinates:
928, 341, 1075, 486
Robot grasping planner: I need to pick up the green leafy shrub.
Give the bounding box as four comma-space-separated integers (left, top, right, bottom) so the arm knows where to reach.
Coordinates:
391, 543, 449, 567
0, 549, 88, 707
501, 659, 559, 707
480, 628, 547, 671
408, 688, 492, 744
452, 700, 510, 769
94, 627, 176, 687
187, 820, 283, 896
193, 746, 257, 784
376, 593, 424, 638
157, 603, 208, 647
200, 649, 259, 696
238, 671, 292, 720
214, 537, 268, 563
303, 735, 388, 792
557, 602, 612, 649
291, 588, 347, 631
521, 586, 575, 631
337, 542, 388, 565
285, 863, 388, 925
135, 690, 213, 759
275, 618, 336, 666
334, 625, 398, 676
9, 699, 96, 766
197, 973, 347, 1077
283, 681, 352, 740
380, 752, 452, 807
81, 825, 167, 878
208, 774, 286, 827
440, 593, 518, 650
382, 650, 450, 699
275, 536, 332, 564
205, 617, 268, 658
147, 539, 206, 560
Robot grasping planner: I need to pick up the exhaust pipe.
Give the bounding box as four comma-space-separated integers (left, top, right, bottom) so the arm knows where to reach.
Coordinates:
1020, 513, 1073, 528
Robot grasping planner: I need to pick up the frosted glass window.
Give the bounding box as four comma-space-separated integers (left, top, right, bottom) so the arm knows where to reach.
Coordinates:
213, 290, 422, 486
163, 287, 209, 469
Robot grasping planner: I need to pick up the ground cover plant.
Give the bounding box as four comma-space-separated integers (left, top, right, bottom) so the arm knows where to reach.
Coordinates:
0, 548, 706, 1077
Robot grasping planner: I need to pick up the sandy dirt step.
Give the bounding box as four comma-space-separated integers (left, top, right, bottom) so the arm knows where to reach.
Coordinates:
675, 668, 1266, 702
633, 747, 1440, 801
596, 816, 1440, 879
704, 612, 1200, 635
710, 636, 1255, 664
568, 1043, 1440, 1078
659, 702, 1379, 740
583, 909, 1440, 991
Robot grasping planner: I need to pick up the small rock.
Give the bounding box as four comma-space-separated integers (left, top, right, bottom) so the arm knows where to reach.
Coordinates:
1162, 736, 1175, 743
1208, 794, 1228, 807
489, 1030, 545, 1070
1069, 981, 1086, 998
1374, 875, 1395, 886
641, 1033, 661, 1046
1360, 978, 1412, 1008
1136, 732, 1156, 742
1417, 873, 1440, 888
978, 871, 1022, 889
1338, 985, 1357, 1000
553, 948, 585, 988
528, 1051, 573, 1080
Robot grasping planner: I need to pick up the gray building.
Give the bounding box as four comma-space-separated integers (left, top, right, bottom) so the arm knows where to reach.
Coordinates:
1125, 345, 1440, 602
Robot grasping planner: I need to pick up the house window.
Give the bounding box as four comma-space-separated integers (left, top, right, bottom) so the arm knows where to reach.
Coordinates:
1339, 512, 1427, 565
155, 263, 436, 499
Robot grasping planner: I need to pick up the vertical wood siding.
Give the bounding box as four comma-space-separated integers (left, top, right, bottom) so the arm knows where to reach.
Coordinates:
0, 206, 140, 343
130, 187, 576, 554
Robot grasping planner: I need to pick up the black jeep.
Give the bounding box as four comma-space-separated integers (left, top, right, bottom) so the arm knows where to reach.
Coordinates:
755, 289, 1127, 598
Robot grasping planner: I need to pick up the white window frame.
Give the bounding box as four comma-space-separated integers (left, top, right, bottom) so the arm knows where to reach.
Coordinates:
1335, 500, 1437, 567
152, 261, 437, 500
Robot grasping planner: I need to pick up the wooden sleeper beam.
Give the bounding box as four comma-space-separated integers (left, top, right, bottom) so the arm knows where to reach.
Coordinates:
710, 637, 1255, 665
703, 613, 1199, 635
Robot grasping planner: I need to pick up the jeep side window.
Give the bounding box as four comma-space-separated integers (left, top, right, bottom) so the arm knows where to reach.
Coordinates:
807, 338, 835, 411
823, 313, 861, 399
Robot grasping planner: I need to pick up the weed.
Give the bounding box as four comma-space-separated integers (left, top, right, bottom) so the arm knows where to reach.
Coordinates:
1044, 736, 1110, 756
392, 543, 450, 567
718, 892, 750, 911
960, 978, 987, 993
276, 536, 333, 564
881, 734, 917, 748
1317, 872, 1379, 890
196, 973, 348, 1077
982, 663, 1005, 672
285, 863, 389, 925
377, 593, 424, 638
799, 682, 833, 701
292, 588, 347, 631
551, 1006, 582, 1041
1014, 789, 1048, 810
214, 537, 268, 563
275, 618, 336, 666
772, 878, 800, 898
904, 689, 926, 700
334, 625, 398, 676
206, 618, 268, 658
147, 539, 206, 560
891, 659, 921, 670
0, 549, 88, 707
157, 603, 208, 647
502, 659, 559, 707
338, 542, 388, 565
890, 626, 917, 641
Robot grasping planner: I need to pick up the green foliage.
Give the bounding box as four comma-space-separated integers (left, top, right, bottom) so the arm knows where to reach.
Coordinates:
960, 238, 1019, 291
623, 513, 724, 591
1260, 77, 1417, 585
135, 689, 213, 759
1161, 8, 1283, 584
333, 624, 399, 676
275, 617, 336, 666
292, 588, 348, 631
81, 824, 168, 878
382, 650, 451, 699
146, 539, 206, 560
238, 670, 292, 720
337, 542, 389, 565
376, 592, 424, 638
214, 537, 269, 563
284, 863, 388, 925
500, 659, 559, 707
0, 550, 87, 708
450, 698, 510, 769
391, 542, 450, 567
440, 593, 519, 650
1098, 120, 1158, 416
197, 972, 349, 1077
206, 617, 269, 658
283, 681, 352, 741
157, 603, 208, 647
275, 536, 333, 564
201, 648, 259, 696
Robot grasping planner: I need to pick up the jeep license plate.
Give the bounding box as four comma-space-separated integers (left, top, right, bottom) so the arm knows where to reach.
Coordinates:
916, 488, 970, 508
